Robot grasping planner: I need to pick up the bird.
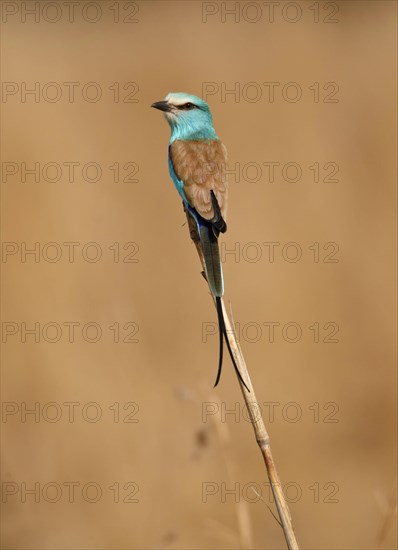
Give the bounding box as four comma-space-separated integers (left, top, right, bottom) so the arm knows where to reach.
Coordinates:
151, 92, 248, 391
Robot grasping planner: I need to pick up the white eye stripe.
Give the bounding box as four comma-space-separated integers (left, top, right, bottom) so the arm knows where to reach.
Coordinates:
166, 95, 193, 107
168, 101, 199, 112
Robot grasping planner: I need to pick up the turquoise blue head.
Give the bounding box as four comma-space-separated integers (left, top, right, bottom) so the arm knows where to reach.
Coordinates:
151, 92, 218, 142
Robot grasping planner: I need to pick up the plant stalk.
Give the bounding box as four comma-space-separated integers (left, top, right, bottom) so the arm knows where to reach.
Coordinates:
185, 207, 300, 550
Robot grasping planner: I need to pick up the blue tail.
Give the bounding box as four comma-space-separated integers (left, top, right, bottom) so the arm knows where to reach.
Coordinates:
199, 224, 223, 297
199, 223, 249, 391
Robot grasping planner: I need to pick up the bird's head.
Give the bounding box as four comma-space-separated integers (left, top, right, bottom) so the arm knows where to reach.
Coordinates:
151, 92, 218, 141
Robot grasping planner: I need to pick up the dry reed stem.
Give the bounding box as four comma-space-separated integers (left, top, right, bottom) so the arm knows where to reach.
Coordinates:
185, 207, 300, 550
210, 392, 253, 549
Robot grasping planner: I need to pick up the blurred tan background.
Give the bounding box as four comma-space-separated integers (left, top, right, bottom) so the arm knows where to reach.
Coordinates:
1, 1, 397, 548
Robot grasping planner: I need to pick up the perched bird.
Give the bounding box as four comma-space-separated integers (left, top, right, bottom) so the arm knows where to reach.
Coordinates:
152, 92, 248, 390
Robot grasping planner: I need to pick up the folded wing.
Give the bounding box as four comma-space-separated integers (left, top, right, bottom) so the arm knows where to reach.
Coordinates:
169, 139, 228, 224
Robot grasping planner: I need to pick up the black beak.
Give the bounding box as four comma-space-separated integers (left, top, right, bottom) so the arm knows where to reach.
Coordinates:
151, 100, 171, 112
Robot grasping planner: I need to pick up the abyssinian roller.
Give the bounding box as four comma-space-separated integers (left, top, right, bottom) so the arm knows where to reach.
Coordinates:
151, 92, 248, 390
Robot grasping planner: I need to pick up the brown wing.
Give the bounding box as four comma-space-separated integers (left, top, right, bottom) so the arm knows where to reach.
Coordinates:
169, 139, 228, 221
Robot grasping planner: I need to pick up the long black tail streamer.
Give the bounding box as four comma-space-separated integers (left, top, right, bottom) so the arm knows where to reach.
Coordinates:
214, 297, 250, 392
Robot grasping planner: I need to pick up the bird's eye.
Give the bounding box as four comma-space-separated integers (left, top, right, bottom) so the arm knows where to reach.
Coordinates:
184, 103, 194, 109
